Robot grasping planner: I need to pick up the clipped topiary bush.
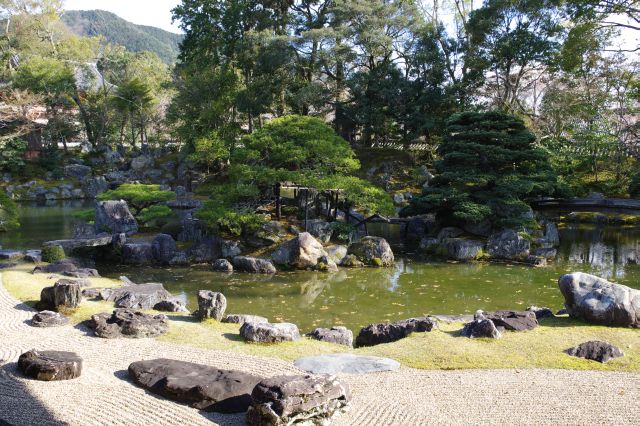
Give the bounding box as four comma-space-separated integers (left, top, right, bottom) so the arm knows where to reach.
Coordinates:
41, 245, 65, 263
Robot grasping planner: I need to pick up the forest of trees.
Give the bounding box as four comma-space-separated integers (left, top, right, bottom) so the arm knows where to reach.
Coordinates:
0, 0, 639, 229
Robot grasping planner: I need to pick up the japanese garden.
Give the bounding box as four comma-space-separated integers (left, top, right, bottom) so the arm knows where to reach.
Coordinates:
0, 0, 639, 425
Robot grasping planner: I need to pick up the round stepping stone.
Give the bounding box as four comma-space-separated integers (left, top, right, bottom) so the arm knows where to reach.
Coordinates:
294, 353, 400, 374
18, 350, 82, 381
31, 311, 69, 328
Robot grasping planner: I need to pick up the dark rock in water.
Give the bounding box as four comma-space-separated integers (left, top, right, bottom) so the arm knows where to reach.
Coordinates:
461, 319, 501, 339
0, 262, 17, 269
240, 322, 300, 343
212, 258, 233, 272
403, 216, 436, 241
63, 268, 100, 278
128, 358, 262, 413
486, 229, 530, 260
558, 272, 640, 328
151, 234, 178, 264
31, 310, 69, 327
347, 236, 394, 267
0, 250, 23, 260
481, 310, 538, 331
566, 341, 624, 363
271, 232, 328, 269
153, 300, 189, 313
246, 374, 350, 426
196, 290, 227, 321
186, 236, 222, 263
526, 306, 554, 320
307, 326, 353, 346
40, 279, 83, 310
355, 317, 436, 347
18, 350, 82, 381
222, 314, 268, 325
294, 353, 400, 375
101, 282, 172, 310
524, 255, 547, 267
32, 261, 78, 274
95, 200, 138, 235
122, 242, 154, 265
340, 254, 364, 267
440, 238, 484, 261
232, 256, 277, 274
90, 309, 169, 338
533, 247, 557, 260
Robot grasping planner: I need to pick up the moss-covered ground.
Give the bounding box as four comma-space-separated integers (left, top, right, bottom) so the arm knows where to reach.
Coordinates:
3, 263, 639, 371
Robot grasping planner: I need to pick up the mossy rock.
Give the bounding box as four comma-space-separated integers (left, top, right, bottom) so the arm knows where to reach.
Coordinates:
41, 245, 66, 263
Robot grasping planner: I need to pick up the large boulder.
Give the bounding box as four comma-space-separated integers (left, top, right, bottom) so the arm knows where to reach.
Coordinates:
100, 282, 172, 310
122, 242, 154, 265
325, 245, 348, 265
18, 350, 82, 381
566, 341, 624, 363
347, 236, 394, 267
151, 234, 178, 264
31, 311, 69, 328
243, 221, 289, 248
94, 200, 138, 235
89, 309, 169, 339
307, 326, 353, 346
355, 317, 436, 347
246, 374, 350, 426
82, 176, 108, 198
558, 272, 640, 327
486, 229, 530, 260
212, 258, 233, 272
306, 219, 335, 244
40, 279, 82, 310
64, 164, 92, 179
153, 299, 189, 313
186, 236, 222, 263
272, 232, 327, 269
195, 290, 227, 321
240, 322, 300, 343
440, 238, 484, 260
232, 256, 277, 274
42, 234, 114, 252
128, 359, 262, 413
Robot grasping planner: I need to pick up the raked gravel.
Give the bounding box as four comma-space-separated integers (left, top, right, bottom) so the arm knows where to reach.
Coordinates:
0, 274, 638, 426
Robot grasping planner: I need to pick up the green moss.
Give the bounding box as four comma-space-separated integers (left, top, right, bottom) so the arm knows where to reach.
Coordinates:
41, 245, 66, 263
371, 257, 383, 267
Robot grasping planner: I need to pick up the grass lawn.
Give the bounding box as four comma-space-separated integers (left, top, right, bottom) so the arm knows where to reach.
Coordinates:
3, 263, 639, 371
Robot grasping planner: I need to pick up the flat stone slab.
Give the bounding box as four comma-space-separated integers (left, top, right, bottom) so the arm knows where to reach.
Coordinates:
90, 309, 169, 339
294, 353, 400, 375
128, 358, 262, 413
0, 250, 23, 260
18, 350, 82, 381
43, 234, 113, 251
31, 311, 69, 328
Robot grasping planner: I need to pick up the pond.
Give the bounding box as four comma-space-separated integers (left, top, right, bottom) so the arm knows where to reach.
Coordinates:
4, 202, 640, 332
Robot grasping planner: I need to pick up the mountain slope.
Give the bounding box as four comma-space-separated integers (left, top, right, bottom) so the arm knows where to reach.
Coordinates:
61, 10, 182, 64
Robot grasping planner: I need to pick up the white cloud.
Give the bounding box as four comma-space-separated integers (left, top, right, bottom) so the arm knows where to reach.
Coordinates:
63, 0, 182, 33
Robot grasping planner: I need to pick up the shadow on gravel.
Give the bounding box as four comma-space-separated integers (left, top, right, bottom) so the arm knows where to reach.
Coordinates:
222, 333, 242, 342
72, 321, 95, 337
165, 314, 198, 324
0, 362, 63, 426
113, 369, 246, 426
12, 302, 36, 313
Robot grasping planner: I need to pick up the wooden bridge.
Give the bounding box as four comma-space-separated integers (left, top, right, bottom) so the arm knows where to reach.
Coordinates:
531, 197, 640, 215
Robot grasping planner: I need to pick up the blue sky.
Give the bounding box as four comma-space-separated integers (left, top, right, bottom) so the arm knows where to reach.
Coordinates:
63, 0, 182, 33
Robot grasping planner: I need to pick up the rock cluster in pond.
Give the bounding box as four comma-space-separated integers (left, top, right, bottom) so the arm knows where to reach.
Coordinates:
39, 279, 83, 310
355, 317, 436, 347
240, 322, 301, 343
95, 200, 138, 235
222, 314, 268, 325
31, 311, 69, 328
485, 229, 530, 260
346, 236, 394, 267
566, 341, 624, 363
196, 290, 227, 321
558, 272, 640, 327
271, 232, 332, 270
18, 350, 82, 381
100, 280, 173, 310
128, 358, 262, 413
246, 374, 350, 426
307, 326, 353, 346
232, 256, 277, 274
90, 309, 169, 339
294, 353, 400, 375
212, 258, 233, 272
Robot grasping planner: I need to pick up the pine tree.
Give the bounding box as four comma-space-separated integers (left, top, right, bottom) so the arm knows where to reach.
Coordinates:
401, 111, 557, 228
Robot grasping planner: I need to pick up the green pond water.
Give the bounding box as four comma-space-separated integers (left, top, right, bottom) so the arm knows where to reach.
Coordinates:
4, 202, 640, 332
